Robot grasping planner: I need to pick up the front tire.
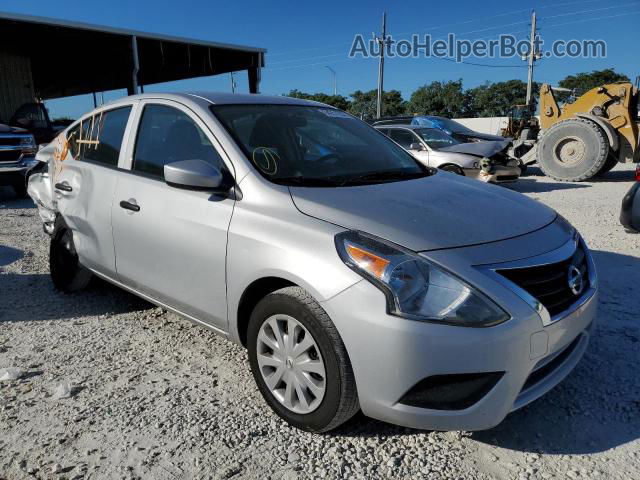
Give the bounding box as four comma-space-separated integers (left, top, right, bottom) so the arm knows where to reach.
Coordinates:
440, 164, 464, 175
50, 219, 93, 292
538, 118, 609, 181
595, 152, 618, 177
247, 286, 359, 432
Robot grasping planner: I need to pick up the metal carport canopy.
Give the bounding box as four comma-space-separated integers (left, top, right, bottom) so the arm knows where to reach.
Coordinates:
0, 11, 266, 99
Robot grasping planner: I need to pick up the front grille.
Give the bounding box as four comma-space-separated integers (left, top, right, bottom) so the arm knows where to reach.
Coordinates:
0, 150, 21, 162
497, 244, 589, 317
0, 137, 21, 146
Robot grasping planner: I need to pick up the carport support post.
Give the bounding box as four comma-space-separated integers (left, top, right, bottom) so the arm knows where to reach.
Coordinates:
130, 35, 140, 95
248, 52, 262, 94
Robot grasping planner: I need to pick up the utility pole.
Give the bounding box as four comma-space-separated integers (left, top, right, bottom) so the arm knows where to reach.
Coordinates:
325, 66, 337, 95
230, 72, 237, 93
376, 12, 389, 119
525, 10, 541, 108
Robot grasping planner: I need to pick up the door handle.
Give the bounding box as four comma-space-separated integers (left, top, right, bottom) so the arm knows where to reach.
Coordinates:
54, 182, 72, 192
119, 200, 140, 212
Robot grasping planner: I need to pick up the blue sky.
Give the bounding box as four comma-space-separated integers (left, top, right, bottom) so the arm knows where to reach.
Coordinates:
2, 0, 639, 118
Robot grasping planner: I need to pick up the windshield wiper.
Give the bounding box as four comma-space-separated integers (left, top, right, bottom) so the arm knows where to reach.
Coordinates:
275, 176, 345, 187
340, 170, 429, 186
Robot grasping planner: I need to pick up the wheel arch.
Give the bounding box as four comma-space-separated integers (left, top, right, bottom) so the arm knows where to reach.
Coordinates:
438, 163, 465, 175
235, 276, 297, 347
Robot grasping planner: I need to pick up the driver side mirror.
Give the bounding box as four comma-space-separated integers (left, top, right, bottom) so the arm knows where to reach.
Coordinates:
164, 160, 229, 192
409, 142, 425, 151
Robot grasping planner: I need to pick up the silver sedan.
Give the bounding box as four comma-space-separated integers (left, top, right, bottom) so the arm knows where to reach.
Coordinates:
29, 93, 596, 432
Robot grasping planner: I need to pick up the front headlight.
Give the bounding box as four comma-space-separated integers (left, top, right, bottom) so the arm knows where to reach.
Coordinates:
335, 231, 509, 327
20, 135, 37, 154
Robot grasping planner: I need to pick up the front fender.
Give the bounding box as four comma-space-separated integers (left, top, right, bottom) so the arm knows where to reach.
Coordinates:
225, 175, 362, 344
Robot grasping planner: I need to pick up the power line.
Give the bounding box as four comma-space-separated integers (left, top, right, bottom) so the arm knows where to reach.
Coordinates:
540, 8, 640, 27
264, 3, 640, 73
267, 7, 534, 58
266, 16, 537, 69
267, 0, 607, 59
269, 52, 345, 66
267, 1, 632, 69
266, 58, 356, 72
542, 1, 640, 20
430, 57, 527, 68
266, 1, 639, 68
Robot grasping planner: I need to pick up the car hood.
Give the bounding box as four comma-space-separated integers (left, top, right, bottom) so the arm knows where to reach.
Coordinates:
289, 172, 557, 251
0, 123, 28, 134
460, 131, 510, 142
439, 139, 511, 157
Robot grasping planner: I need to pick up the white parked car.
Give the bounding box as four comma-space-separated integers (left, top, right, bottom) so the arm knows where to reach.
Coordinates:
376, 125, 521, 183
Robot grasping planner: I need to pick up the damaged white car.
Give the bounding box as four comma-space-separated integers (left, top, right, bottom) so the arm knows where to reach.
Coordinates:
375, 125, 521, 183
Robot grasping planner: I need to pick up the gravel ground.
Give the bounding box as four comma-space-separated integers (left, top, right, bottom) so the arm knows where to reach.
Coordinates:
1, 164, 639, 480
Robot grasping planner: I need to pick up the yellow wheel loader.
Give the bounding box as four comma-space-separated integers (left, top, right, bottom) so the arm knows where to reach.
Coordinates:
534, 82, 640, 181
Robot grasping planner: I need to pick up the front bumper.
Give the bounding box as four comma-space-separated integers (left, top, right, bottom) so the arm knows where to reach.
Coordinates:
464, 164, 521, 183
0, 156, 38, 184
321, 237, 597, 431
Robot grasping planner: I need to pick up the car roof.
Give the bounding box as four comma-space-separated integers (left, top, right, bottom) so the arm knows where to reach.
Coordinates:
107, 91, 332, 108
375, 124, 430, 130
66, 92, 345, 133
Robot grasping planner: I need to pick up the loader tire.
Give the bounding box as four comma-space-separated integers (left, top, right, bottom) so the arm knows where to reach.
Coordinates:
538, 118, 609, 182
594, 152, 619, 177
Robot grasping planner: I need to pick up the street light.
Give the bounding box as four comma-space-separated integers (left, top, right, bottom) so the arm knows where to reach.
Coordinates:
325, 66, 337, 96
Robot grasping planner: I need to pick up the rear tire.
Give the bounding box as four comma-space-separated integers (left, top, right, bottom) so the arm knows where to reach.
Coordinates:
247, 286, 359, 433
50, 218, 93, 292
538, 118, 609, 182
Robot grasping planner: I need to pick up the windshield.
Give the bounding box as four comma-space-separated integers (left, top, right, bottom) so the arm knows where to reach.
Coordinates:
415, 128, 460, 149
211, 105, 430, 186
429, 117, 475, 134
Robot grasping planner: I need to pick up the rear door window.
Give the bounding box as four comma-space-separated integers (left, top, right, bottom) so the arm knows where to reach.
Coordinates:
388, 129, 416, 149
66, 123, 81, 159
132, 104, 224, 179
77, 106, 132, 167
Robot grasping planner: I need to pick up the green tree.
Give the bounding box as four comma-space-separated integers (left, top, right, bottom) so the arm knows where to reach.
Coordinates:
467, 80, 538, 117
286, 90, 351, 111
558, 68, 629, 94
347, 89, 406, 119
407, 80, 469, 117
